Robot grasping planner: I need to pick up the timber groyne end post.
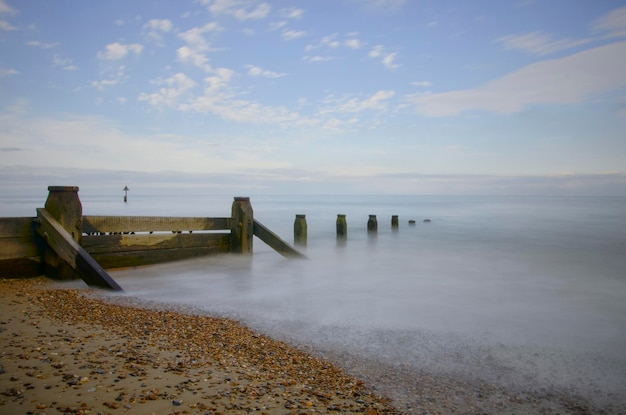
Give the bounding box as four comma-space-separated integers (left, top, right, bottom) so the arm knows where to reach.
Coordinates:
231, 197, 253, 254
42, 186, 82, 280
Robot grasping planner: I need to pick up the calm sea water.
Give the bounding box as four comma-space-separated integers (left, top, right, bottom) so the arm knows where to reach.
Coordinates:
3, 192, 626, 407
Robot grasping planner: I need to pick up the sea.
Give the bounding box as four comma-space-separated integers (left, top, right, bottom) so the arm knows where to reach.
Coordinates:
3, 191, 626, 411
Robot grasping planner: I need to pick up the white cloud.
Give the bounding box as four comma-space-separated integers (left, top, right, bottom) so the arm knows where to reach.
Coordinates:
496, 31, 590, 55
177, 46, 212, 72
303, 55, 333, 63
357, 0, 407, 12
27, 40, 60, 49
411, 81, 432, 87
246, 65, 286, 78
53, 54, 78, 71
0, 20, 17, 30
178, 22, 221, 51
369, 45, 399, 69
97, 42, 143, 60
281, 7, 304, 19
282, 29, 305, 40
0, 0, 16, 15
138, 73, 197, 108
202, 0, 270, 20
0, 67, 18, 77
344, 38, 364, 49
143, 18, 173, 44
408, 41, 626, 117
321, 90, 396, 114
593, 6, 626, 38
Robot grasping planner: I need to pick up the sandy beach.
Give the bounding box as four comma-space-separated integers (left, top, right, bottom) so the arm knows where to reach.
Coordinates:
0, 277, 398, 415
1, 277, 617, 415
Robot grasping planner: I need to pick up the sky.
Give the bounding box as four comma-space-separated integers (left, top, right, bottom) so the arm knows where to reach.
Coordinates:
1, 0, 626, 196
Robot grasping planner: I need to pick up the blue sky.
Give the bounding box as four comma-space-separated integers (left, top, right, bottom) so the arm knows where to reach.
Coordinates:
1, 0, 626, 195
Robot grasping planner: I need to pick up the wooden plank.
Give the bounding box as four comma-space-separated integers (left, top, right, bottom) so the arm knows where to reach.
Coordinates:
82, 216, 231, 233
0, 257, 43, 278
253, 219, 306, 259
0, 236, 41, 260
82, 233, 231, 254
0, 217, 36, 238
91, 245, 228, 269
36, 208, 122, 291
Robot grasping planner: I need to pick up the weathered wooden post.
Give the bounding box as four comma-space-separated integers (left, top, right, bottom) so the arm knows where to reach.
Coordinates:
42, 186, 82, 279
391, 215, 399, 230
336, 214, 347, 240
367, 215, 378, 234
294, 214, 307, 247
123, 186, 129, 202
231, 197, 253, 254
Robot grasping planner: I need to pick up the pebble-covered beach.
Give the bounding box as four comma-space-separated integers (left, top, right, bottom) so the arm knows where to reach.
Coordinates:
1, 277, 618, 415
0, 278, 397, 415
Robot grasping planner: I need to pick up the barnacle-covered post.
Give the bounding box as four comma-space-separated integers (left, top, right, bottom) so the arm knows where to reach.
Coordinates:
231, 196, 253, 254
391, 215, 399, 230
42, 186, 82, 279
294, 214, 307, 247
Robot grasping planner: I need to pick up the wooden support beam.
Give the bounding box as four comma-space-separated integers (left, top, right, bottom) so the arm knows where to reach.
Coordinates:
36, 208, 123, 291
253, 219, 306, 259
231, 197, 254, 254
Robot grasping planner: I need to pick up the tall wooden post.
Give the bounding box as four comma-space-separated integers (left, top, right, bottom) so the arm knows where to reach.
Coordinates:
294, 214, 307, 247
231, 197, 253, 254
43, 186, 82, 279
336, 214, 347, 240
367, 215, 378, 234
391, 215, 399, 230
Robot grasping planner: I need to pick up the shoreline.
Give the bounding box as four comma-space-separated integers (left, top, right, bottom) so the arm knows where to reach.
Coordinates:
1, 277, 619, 415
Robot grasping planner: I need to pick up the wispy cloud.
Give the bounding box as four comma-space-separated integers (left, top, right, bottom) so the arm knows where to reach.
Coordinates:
0, 67, 19, 77
280, 7, 304, 20
27, 40, 60, 49
592, 5, 626, 38
282, 29, 306, 40
138, 73, 197, 108
408, 41, 626, 117
202, 0, 271, 20
0, 0, 17, 15
368, 45, 399, 69
142, 18, 173, 44
246, 65, 286, 78
97, 42, 143, 60
496, 31, 590, 55
0, 20, 17, 30
53, 54, 78, 71
321, 90, 396, 114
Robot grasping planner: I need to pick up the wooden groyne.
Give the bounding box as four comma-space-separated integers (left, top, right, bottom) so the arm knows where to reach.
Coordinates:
0, 187, 304, 290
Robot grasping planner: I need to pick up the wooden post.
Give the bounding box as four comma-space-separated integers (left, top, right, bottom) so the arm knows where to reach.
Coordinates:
391, 215, 399, 230
336, 214, 347, 240
43, 186, 82, 280
123, 186, 129, 202
231, 197, 253, 254
367, 215, 378, 234
294, 214, 307, 247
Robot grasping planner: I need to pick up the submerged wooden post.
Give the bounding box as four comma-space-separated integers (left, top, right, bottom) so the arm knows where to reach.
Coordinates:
294, 214, 307, 247
231, 197, 253, 254
43, 186, 82, 279
367, 215, 378, 234
336, 214, 347, 240
123, 186, 129, 202
391, 215, 399, 230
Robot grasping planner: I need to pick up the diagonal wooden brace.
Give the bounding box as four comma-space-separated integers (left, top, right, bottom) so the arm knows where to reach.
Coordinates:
36, 208, 123, 291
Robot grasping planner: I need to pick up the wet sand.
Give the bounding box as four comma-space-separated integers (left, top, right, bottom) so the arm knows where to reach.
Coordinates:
0, 277, 397, 415
1, 277, 615, 415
